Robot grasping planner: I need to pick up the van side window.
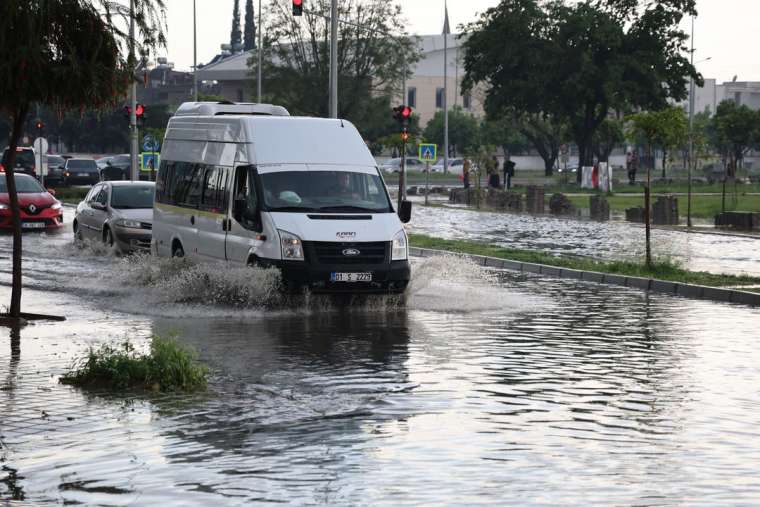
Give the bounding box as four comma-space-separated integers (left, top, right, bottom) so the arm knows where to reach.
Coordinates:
201, 167, 228, 213
155, 160, 173, 203
232, 166, 260, 231
175, 164, 204, 209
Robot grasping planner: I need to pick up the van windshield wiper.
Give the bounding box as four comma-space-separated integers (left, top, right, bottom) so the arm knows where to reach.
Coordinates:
317, 205, 384, 212
268, 206, 316, 212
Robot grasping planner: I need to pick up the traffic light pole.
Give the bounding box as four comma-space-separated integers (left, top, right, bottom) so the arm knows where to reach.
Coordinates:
398, 137, 406, 214
129, 0, 139, 182
329, 0, 338, 118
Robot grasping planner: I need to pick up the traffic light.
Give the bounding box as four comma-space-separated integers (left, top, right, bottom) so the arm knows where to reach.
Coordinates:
400, 131, 409, 142
393, 105, 413, 143
136, 103, 145, 127
292, 0, 303, 16
35, 120, 44, 131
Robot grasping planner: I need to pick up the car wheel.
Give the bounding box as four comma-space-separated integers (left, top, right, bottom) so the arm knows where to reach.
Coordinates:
103, 227, 121, 254
172, 242, 185, 258
73, 221, 83, 243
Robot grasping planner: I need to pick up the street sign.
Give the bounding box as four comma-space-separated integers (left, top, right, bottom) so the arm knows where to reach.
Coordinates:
418, 143, 437, 162
140, 152, 160, 172
142, 134, 159, 152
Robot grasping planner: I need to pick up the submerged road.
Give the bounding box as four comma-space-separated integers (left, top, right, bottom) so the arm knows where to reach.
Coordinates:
1, 212, 760, 505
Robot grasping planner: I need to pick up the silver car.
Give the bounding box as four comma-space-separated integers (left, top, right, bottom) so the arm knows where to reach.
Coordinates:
73, 181, 154, 253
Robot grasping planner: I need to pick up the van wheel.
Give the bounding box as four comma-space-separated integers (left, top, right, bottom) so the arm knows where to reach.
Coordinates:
172, 242, 185, 258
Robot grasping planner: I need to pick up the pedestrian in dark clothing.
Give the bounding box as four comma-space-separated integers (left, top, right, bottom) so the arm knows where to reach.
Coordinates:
504, 160, 516, 190
463, 159, 471, 189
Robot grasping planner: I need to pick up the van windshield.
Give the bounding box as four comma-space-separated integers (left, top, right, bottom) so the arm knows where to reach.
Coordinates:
260, 171, 392, 212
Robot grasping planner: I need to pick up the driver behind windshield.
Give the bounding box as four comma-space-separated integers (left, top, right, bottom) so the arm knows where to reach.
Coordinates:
327, 172, 360, 200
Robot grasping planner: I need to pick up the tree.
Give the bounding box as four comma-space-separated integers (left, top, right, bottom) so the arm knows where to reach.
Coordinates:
592, 118, 625, 164
518, 114, 567, 176
423, 107, 480, 157
627, 107, 686, 267
461, 0, 700, 183
0, 0, 164, 321
254, 0, 419, 121
480, 117, 529, 162
244, 0, 256, 51
231, 0, 242, 51
712, 100, 758, 178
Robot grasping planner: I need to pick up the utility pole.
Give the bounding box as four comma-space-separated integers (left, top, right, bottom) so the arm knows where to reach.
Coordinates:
443, 1, 450, 175
193, 0, 198, 101
687, 15, 695, 228
129, 0, 139, 181
257, 0, 262, 102
329, 0, 338, 118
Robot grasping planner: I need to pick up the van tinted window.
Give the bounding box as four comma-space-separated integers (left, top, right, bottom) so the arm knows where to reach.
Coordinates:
155, 160, 173, 204
201, 167, 228, 213
176, 164, 204, 208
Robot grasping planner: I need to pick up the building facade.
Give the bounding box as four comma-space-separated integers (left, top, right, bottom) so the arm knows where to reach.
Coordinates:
685, 78, 760, 115
195, 34, 484, 128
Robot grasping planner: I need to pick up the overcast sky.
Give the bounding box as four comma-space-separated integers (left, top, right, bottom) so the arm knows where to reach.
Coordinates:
161, 0, 760, 83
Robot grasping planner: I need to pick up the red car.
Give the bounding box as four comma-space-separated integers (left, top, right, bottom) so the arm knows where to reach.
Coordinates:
0, 172, 64, 231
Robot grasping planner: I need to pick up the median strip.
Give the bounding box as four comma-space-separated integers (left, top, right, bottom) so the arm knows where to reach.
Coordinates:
408, 233, 760, 306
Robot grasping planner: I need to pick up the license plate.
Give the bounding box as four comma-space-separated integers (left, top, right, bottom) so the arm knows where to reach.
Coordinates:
330, 272, 372, 282
77, 173, 89, 177
22, 222, 46, 229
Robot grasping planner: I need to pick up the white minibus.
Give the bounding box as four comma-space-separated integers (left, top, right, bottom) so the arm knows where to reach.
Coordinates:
152, 102, 412, 294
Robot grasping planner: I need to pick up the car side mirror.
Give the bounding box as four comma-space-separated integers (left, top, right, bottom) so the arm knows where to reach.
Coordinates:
91, 202, 106, 211
398, 200, 412, 224
47, 188, 56, 196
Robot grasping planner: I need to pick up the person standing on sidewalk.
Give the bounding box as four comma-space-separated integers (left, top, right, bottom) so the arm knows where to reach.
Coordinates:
504, 159, 516, 190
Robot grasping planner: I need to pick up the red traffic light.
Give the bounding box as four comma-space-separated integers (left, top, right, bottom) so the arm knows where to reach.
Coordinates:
292, 0, 303, 15
135, 104, 145, 117
401, 106, 412, 118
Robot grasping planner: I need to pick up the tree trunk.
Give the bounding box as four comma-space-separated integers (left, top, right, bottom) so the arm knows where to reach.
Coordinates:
645, 142, 652, 268
575, 138, 591, 184
661, 149, 667, 179
2, 104, 30, 318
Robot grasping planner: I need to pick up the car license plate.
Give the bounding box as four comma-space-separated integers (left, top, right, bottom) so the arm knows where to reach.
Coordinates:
77, 172, 89, 177
330, 272, 372, 282
22, 222, 45, 229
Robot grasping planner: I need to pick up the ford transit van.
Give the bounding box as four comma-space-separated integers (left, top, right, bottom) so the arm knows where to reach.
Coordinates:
152, 102, 412, 294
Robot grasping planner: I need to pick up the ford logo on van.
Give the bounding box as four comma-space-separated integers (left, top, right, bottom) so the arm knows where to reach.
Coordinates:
342, 248, 360, 257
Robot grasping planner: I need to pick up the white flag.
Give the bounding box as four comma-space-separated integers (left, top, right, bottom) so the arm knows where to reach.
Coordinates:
443, 3, 450, 35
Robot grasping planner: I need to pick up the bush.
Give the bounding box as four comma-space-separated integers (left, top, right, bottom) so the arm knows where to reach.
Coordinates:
60, 336, 209, 392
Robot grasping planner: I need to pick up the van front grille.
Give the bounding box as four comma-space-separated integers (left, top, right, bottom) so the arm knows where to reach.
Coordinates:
307, 241, 388, 265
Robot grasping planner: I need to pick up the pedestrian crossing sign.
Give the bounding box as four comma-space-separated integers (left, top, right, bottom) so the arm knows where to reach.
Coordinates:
418, 143, 437, 162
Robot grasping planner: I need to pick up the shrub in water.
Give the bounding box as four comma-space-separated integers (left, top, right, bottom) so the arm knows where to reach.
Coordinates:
60, 336, 209, 392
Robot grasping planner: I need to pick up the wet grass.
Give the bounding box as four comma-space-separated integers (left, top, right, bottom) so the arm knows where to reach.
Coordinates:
60, 336, 209, 392
409, 233, 760, 288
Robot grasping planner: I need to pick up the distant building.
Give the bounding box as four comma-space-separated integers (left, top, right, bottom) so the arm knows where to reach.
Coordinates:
137, 58, 219, 106
685, 78, 760, 115
195, 34, 484, 127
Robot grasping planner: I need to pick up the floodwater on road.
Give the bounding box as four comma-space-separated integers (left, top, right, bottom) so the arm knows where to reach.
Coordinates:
2, 212, 760, 505
409, 200, 760, 276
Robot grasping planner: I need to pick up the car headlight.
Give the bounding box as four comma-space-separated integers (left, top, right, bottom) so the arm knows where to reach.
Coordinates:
0, 203, 8, 210
391, 229, 408, 261
115, 219, 141, 228
51, 202, 62, 210
279, 229, 304, 261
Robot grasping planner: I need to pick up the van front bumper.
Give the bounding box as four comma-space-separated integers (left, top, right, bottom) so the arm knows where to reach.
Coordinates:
264, 258, 411, 294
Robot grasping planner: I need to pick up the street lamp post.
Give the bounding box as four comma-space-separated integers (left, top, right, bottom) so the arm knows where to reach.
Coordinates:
257, 0, 262, 102
687, 16, 695, 228
193, 0, 198, 101
129, 0, 139, 181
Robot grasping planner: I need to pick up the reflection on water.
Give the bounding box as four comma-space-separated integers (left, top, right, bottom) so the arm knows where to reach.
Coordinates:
410, 204, 760, 276
2, 210, 760, 505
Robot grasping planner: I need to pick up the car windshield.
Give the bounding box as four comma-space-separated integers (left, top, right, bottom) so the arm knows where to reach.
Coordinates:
3, 149, 35, 168
68, 160, 97, 170
110, 184, 155, 209
260, 170, 392, 212
47, 156, 64, 166
0, 174, 45, 193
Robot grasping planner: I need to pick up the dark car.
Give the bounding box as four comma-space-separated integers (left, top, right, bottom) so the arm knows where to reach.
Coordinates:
1, 147, 37, 178
63, 158, 100, 186
100, 154, 130, 181
45, 155, 66, 186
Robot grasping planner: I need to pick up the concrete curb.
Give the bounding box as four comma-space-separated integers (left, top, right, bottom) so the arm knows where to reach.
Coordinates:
409, 246, 760, 308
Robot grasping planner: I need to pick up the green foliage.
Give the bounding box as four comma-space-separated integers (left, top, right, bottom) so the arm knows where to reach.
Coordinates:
255, 0, 420, 124
712, 100, 760, 172
593, 118, 625, 162
461, 0, 700, 169
60, 336, 209, 392
479, 117, 530, 156
244, 0, 256, 51
627, 106, 688, 165
423, 106, 481, 156
517, 114, 568, 175
230, 0, 242, 50
408, 233, 760, 287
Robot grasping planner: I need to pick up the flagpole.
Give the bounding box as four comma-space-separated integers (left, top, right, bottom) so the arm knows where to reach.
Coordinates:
443, 1, 449, 175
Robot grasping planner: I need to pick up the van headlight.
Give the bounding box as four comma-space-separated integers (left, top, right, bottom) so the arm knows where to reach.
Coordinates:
391, 229, 408, 261
279, 230, 304, 261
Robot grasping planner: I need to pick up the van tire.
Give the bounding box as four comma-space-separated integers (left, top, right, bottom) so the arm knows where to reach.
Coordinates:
172, 241, 185, 258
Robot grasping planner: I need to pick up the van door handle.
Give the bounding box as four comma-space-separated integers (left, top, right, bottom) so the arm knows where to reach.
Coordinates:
190, 215, 195, 225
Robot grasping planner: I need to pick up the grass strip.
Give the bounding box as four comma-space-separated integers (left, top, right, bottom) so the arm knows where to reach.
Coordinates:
52, 186, 90, 205
408, 233, 760, 289
60, 336, 209, 392
566, 194, 760, 219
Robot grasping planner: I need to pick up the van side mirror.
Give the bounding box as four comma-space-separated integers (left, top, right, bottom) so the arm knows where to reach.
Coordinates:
399, 200, 412, 223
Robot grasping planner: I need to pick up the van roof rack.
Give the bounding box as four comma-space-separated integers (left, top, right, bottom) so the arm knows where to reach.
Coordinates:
174, 101, 290, 117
